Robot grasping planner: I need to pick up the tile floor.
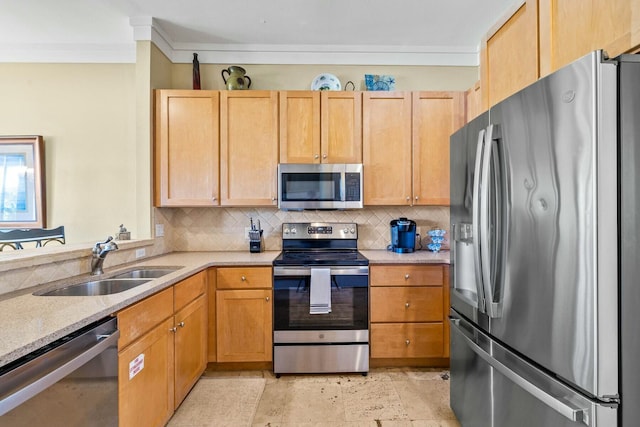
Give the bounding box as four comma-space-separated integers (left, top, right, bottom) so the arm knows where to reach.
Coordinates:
169, 367, 461, 427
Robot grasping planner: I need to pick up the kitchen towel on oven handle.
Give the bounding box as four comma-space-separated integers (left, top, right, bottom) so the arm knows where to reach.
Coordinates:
309, 268, 332, 314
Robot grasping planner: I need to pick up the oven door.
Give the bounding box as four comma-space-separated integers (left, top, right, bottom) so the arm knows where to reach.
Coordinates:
273, 266, 369, 342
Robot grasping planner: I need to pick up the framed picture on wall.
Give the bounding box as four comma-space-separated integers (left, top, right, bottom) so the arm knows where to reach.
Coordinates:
0, 136, 46, 228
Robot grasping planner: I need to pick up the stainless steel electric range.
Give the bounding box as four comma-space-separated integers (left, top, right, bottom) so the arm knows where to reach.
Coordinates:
272, 222, 369, 376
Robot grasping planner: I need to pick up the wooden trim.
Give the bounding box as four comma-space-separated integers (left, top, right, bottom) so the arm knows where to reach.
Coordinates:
484, 0, 528, 40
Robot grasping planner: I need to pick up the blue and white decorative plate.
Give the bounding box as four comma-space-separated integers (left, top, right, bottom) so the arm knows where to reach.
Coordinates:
365, 74, 395, 91
311, 73, 341, 91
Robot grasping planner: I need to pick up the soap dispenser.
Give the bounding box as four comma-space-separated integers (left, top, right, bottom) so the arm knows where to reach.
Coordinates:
116, 224, 131, 240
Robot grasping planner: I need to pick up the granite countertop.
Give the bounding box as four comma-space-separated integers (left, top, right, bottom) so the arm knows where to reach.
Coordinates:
0, 249, 449, 368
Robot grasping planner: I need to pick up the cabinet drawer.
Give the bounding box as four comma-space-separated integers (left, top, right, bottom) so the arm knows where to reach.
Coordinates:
174, 271, 206, 311
371, 323, 444, 358
216, 267, 272, 289
370, 287, 443, 322
117, 287, 174, 350
370, 265, 443, 287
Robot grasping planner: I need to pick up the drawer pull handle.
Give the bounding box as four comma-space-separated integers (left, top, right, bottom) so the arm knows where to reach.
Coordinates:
405, 274, 410, 280
178, 321, 185, 328
170, 327, 177, 333
405, 302, 410, 308
405, 339, 411, 346
241, 276, 246, 281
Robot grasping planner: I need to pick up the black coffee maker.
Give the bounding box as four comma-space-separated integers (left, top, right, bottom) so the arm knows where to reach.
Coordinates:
390, 217, 417, 253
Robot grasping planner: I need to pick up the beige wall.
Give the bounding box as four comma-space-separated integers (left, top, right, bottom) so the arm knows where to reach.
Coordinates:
0, 45, 476, 246
171, 63, 478, 91
0, 63, 137, 244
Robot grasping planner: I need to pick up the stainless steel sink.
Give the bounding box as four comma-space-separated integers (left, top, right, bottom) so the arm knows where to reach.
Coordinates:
111, 267, 181, 279
36, 279, 151, 296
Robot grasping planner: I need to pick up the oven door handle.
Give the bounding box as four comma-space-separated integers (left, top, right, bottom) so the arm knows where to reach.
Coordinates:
273, 266, 369, 276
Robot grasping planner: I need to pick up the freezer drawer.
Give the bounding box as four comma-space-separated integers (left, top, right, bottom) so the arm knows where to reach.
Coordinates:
450, 314, 618, 427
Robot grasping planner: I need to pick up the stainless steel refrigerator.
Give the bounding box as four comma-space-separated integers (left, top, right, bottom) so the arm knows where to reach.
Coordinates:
449, 50, 640, 427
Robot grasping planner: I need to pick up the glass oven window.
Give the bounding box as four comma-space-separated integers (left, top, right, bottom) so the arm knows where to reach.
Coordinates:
281, 173, 341, 201
273, 274, 368, 330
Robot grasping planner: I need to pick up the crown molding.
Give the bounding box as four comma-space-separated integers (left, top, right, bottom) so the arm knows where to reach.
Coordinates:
132, 17, 480, 67
0, 43, 136, 63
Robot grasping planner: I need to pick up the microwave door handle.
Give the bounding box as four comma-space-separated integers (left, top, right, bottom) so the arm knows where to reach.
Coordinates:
472, 128, 487, 313
340, 169, 346, 202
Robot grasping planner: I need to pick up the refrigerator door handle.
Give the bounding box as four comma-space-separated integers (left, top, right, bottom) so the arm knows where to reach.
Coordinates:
451, 318, 590, 425
472, 128, 487, 313
480, 124, 503, 318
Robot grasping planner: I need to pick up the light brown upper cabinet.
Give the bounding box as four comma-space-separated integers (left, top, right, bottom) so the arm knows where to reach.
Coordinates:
465, 81, 483, 123
480, 0, 539, 109
538, 0, 636, 76
362, 91, 413, 205
154, 90, 220, 207
279, 91, 362, 163
220, 91, 279, 206
412, 92, 465, 206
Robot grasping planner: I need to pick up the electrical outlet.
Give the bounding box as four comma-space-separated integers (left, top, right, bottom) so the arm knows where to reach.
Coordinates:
135, 248, 146, 258
155, 223, 164, 237
244, 227, 251, 240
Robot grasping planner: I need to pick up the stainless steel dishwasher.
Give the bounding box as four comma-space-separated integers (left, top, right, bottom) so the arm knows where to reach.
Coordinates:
0, 316, 119, 426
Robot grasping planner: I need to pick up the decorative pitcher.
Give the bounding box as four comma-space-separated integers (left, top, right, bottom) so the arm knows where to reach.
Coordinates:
221, 66, 251, 90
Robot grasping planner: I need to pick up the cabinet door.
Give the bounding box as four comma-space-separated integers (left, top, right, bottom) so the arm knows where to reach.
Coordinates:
119, 317, 174, 427
216, 289, 273, 362
220, 91, 279, 206
465, 81, 483, 122
480, 0, 538, 108
174, 295, 207, 407
321, 91, 362, 163
279, 91, 320, 163
155, 90, 220, 206
362, 92, 412, 205
412, 91, 464, 206
539, 0, 632, 75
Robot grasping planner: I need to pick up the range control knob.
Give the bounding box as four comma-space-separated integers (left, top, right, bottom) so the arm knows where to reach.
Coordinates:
283, 228, 290, 235
350, 227, 356, 234
291, 228, 297, 234
343, 228, 349, 234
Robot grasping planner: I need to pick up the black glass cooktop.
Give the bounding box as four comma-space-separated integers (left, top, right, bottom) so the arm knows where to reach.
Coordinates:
272, 250, 369, 266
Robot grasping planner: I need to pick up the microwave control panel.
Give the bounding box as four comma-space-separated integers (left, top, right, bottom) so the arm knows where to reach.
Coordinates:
345, 173, 361, 201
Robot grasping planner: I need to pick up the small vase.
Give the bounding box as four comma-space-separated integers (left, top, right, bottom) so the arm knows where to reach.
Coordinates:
192, 53, 201, 90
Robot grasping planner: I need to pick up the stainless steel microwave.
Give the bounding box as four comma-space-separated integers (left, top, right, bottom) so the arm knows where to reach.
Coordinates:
277, 163, 363, 210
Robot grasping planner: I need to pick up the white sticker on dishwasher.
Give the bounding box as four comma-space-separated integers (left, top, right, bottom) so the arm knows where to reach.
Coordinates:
129, 353, 145, 380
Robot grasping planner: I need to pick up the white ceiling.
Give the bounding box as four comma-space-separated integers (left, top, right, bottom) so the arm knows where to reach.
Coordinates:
0, 0, 519, 65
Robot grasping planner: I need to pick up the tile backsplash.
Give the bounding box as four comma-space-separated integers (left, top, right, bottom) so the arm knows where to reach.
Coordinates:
157, 206, 450, 252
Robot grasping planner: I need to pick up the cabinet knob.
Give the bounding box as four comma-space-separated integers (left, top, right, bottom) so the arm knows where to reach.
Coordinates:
405, 302, 410, 308
404, 274, 410, 280
415, 196, 418, 201
169, 327, 177, 333
241, 276, 246, 281
266, 296, 270, 302
178, 321, 185, 328
406, 196, 410, 201
405, 339, 411, 346
272, 197, 277, 202
322, 154, 327, 159
314, 154, 319, 159
213, 197, 217, 201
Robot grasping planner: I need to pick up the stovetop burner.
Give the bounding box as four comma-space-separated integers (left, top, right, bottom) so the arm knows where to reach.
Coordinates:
273, 250, 369, 266
273, 222, 369, 267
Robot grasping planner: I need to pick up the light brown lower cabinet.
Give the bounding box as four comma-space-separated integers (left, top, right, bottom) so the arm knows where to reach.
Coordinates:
118, 271, 207, 427
370, 264, 449, 365
216, 267, 273, 363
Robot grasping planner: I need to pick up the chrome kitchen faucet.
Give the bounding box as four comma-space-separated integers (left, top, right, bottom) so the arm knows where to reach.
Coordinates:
90, 236, 119, 275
